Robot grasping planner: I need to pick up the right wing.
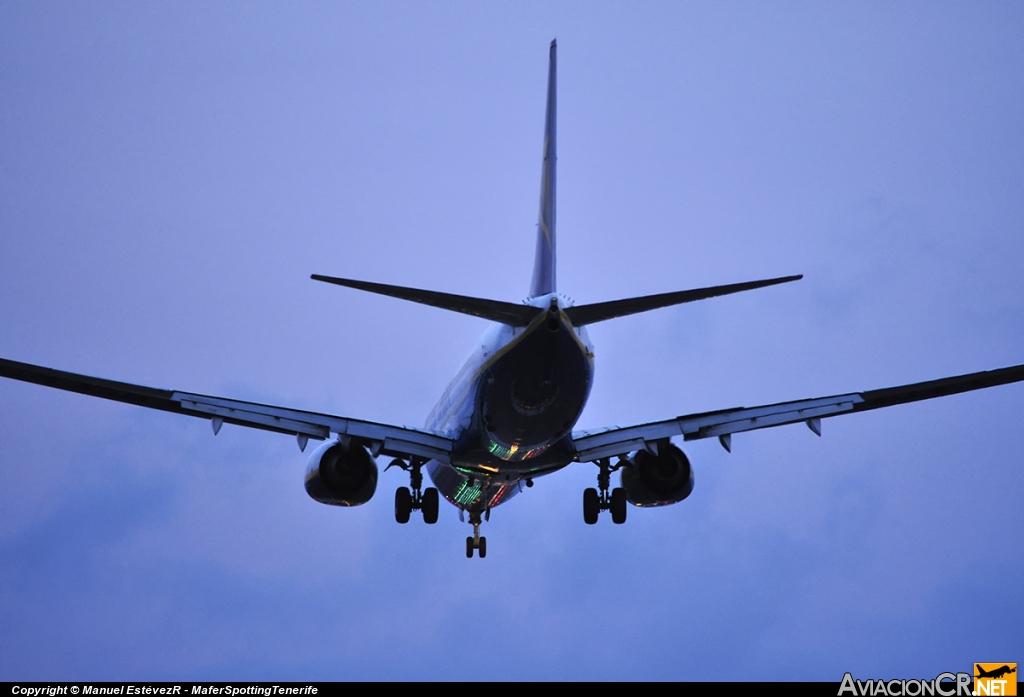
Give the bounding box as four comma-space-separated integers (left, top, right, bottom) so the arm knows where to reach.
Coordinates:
572, 363, 1024, 462
0, 357, 454, 463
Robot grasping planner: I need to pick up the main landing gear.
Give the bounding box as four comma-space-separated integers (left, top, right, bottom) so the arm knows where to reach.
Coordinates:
584, 457, 627, 525
465, 511, 486, 558
389, 457, 439, 524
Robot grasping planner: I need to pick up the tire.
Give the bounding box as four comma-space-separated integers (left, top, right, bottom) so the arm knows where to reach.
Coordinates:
466, 536, 475, 558
611, 487, 627, 524
394, 487, 412, 524
478, 537, 487, 558
583, 487, 599, 525
422, 487, 439, 524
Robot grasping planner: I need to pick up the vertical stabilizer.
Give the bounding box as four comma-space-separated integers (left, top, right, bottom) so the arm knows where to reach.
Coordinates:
530, 40, 557, 298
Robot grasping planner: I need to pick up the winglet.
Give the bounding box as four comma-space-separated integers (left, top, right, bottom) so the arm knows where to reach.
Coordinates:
530, 39, 557, 298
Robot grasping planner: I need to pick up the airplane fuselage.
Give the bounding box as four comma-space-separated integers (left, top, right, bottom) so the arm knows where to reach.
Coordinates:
425, 294, 594, 512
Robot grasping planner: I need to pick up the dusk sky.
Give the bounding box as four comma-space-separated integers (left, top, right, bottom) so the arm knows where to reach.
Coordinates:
1, 3, 1022, 681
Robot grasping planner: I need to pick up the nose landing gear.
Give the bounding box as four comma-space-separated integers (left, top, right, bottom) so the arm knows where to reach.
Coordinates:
389, 457, 439, 524
465, 511, 487, 558
583, 457, 627, 524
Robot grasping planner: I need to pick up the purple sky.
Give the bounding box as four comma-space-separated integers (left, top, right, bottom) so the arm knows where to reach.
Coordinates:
1, 2, 1022, 681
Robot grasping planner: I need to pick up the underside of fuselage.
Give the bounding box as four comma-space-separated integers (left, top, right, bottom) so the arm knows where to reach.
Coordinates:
427, 303, 593, 512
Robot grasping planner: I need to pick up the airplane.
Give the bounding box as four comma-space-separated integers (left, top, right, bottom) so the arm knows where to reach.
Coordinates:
975, 665, 1016, 680
2, 40, 1024, 559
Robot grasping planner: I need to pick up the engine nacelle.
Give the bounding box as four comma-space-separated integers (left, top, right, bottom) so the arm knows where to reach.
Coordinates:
305, 439, 377, 506
620, 443, 695, 507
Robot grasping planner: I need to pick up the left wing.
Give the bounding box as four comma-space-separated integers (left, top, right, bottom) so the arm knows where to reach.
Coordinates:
0, 357, 454, 463
572, 363, 1024, 462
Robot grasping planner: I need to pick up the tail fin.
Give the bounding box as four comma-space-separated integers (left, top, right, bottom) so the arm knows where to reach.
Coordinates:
530, 39, 557, 298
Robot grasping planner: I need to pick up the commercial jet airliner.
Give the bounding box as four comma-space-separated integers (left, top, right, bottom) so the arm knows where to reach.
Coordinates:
2, 41, 1023, 558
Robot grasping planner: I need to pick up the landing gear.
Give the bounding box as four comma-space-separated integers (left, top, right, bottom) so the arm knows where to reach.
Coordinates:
610, 487, 627, 524
389, 457, 439, 524
583, 487, 599, 524
583, 458, 628, 524
422, 486, 439, 524
395, 487, 412, 524
465, 511, 487, 558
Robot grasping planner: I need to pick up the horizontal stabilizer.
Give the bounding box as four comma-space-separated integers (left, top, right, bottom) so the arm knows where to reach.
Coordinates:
311, 274, 541, 326
564, 274, 802, 326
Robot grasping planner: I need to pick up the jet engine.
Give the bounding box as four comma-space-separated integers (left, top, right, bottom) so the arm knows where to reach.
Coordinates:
620, 443, 694, 507
304, 439, 377, 506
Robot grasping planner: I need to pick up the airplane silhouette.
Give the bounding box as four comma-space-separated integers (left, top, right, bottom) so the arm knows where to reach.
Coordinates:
3, 41, 1024, 557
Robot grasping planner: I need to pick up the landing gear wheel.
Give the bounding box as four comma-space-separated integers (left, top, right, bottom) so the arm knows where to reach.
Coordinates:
478, 537, 487, 558
583, 487, 599, 525
466, 536, 474, 558
395, 487, 412, 524
610, 487, 627, 524
422, 487, 439, 524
